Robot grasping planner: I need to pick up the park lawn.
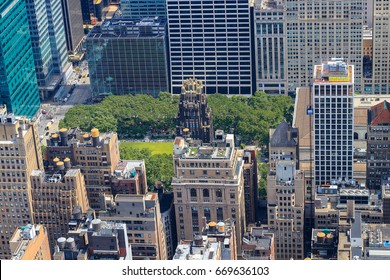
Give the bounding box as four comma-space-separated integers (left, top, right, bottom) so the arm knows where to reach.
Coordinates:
120, 141, 173, 155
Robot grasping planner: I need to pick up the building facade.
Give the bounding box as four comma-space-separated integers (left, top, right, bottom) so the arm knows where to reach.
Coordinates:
60, 0, 85, 53
254, 0, 287, 95
366, 100, 390, 189
0, 0, 40, 117
285, 0, 363, 95
243, 147, 259, 225
172, 133, 246, 255
167, 0, 254, 95
368, 0, 390, 94
45, 127, 120, 210
0, 106, 43, 259
10, 224, 51, 260
26, 0, 71, 100
267, 163, 305, 260
86, 17, 169, 98
98, 193, 168, 260
120, 0, 166, 18
30, 169, 89, 251
176, 79, 213, 144
313, 60, 354, 187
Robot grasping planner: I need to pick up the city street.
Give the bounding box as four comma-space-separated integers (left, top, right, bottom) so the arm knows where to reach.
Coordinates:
38, 59, 92, 145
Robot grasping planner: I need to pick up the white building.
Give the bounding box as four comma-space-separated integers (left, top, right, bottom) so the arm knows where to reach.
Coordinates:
313, 59, 354, 186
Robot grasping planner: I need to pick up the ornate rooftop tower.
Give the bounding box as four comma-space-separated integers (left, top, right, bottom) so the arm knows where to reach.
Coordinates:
176, 79, 213, 144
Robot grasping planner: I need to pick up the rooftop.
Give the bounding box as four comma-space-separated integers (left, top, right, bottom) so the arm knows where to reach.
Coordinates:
313, 59, 354, 84
88, 17, 166, 39
370, 100, 390, 126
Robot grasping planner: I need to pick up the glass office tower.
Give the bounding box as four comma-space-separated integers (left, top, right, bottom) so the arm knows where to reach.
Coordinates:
0, 0, 40, 117
120, 0, 167, 18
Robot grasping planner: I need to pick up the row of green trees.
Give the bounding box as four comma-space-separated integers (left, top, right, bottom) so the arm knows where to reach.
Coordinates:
119, 147, 173, 191
60, 91, 293, 146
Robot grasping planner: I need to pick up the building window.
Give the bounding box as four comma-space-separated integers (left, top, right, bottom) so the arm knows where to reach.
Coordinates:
217, 207, 223, 221
203, 189, 209, 197
216, 189, 222, 198
190, 188, 197, 197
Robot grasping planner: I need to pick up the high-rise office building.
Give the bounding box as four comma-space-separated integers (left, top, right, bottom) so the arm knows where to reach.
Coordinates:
86, 17, 169, 98
0, 0, 40, 117
26, 0, 71, 100
176, 79, 213, 144
30, 168, 89, 251
10, 224, 51, 260
254, 0, 287, 95
0, 106, 43, 259
45, 0, 72, 80
313, 59, 354, 187
61, 0, 85, 53
45, 127, 120, 210
286, 0, 363, 95
172, 132, 246, 255
120, 0, 166, 18
366, 100, 390, 189
368, 0, 390, 94
167, 0, 254, 95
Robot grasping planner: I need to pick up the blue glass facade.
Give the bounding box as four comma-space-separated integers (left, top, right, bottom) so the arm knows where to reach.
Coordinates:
0, 0, 40, 117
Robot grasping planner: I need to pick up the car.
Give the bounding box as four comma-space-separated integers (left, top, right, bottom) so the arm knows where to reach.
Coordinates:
45, 132, 50, 137
63, 97, 68, 103
67, 94, 71, 98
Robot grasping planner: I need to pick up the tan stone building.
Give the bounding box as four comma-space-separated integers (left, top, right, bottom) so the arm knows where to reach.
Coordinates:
0, 106, 43, 259
30, 169, 89, 251
45, 127, 119, 209
10, 224, 51, 260
172, 132, 246, 255
98, 193, 167, 260
267, 166, 305, 260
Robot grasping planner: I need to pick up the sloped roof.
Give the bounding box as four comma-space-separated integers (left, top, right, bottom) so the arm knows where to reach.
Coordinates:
370, 100, 390, 126
270, 120, 298, 147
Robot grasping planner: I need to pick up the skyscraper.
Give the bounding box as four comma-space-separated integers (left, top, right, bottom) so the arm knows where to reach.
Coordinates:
313, 59, 354, 187
0, 0, 40, 117
86, 17, 169, 98
0, 105, 43, 259
176, 79, 213, 144
172, 133, 246, 255
61, 0, 85, 53
368, 0, 390, 94
25, 0, 71, 100
46, 0, 72, 79
167, 0, 254, 95
120, 0, 167, 18
286, 0, 363, 95
254, 0, 287, 94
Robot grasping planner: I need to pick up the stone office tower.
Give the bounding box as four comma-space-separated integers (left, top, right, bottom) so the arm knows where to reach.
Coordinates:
176, 79, 213, 144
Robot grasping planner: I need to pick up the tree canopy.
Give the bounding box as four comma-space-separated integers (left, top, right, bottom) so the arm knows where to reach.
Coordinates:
60, 91, 293, 145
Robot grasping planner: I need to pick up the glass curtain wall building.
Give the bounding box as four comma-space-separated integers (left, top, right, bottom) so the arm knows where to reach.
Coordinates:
120, 0, 167, 18
86, 17, 169, 98
46, 0, 70, 78
167, 0, 254, 95
0, 0, 40, 117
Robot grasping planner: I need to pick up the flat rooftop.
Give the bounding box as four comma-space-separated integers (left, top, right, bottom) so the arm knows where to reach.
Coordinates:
313, 60, 354, 84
